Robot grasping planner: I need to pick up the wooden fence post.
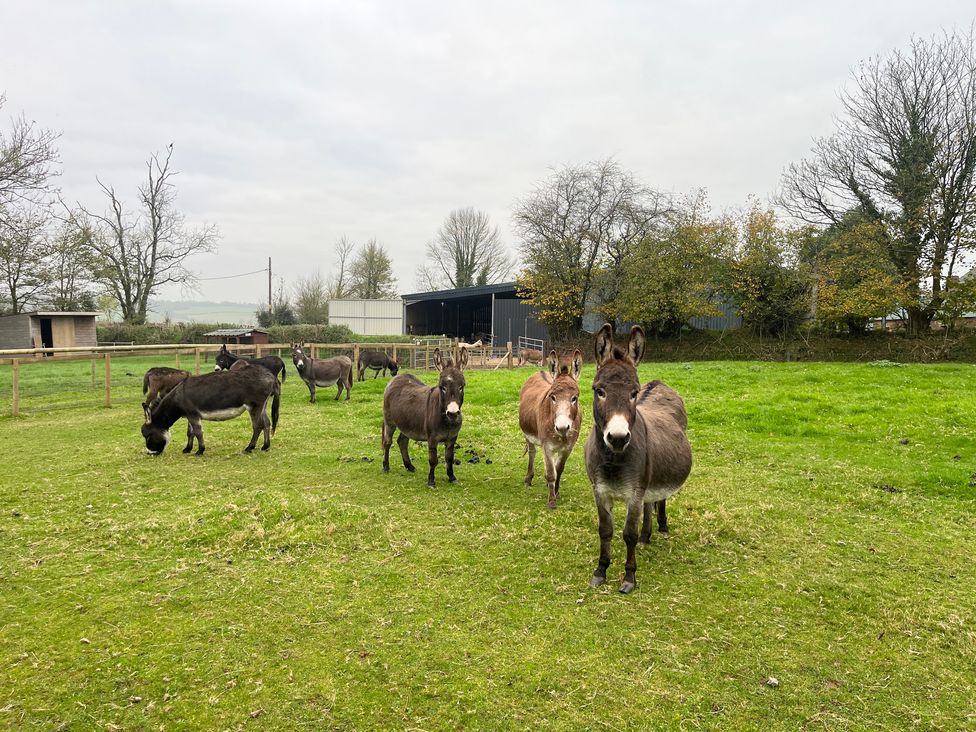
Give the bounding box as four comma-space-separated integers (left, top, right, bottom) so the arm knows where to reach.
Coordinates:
175, 350, 181, 369
255, 344, 262, 358
353, 344, 360, 369
392, 345, 397, 364
104, 354, 111, 407
425, 342, 430, 371
11, 359, 19, 416
507, 342, 513, 369
194, 348, 201, 375
313, 345, 319, 359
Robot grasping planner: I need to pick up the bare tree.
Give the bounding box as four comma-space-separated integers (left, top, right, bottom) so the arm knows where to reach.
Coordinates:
350, 239, 397, 298
513, 159, 669, 335
0, 94, 60, 226
779, 29, 976, 334
417, 207, 513, 291
0, 204, 50, 313
77, 145, 218, 323
294, 270, 329, 323
326, 235, 356, 299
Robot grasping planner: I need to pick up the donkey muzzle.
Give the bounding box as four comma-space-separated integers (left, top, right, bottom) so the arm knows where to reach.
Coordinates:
604, 414, 631, 452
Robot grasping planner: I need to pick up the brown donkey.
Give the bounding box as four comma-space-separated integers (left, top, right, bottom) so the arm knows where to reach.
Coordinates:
291, 342, 353, 402
584, 324, 692, 594
382, 348, 467, 487
518, 349, 583, 509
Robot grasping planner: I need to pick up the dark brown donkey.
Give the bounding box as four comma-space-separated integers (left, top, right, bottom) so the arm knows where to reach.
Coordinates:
141, 366, 281, 455
584, 324, 692, 594
291, 343, 353, 402
382, 348, 467, 487
142, 366, 190, 411
518, 349, 583, 509
357, 350, 399, 380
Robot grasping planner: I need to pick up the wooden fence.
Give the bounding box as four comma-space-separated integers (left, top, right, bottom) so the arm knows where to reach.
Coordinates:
0, 340, 518, 416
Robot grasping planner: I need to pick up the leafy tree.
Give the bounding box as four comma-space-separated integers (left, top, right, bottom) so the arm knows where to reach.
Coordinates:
727, 205, 810, 337
293, 271, 329, 323
417, 207, 513, 290
46, 221, 98, 311
779, 29, 976, 335
349, 239, 397, 298
255, 279, 297, 326
0, 204, 50, 313
804, 213, 908, 334
617, 191, 733, 336
935, 273, 976, 334
514, 159, 668, 337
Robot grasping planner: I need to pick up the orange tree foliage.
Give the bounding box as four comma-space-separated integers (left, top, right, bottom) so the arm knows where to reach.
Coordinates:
515, 272, 582, 341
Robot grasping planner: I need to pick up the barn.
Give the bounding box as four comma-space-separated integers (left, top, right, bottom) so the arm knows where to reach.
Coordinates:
401, 282, 549, 346
328, 299, 403, 336
202, 327, 270, 345
0, 311, 99, 352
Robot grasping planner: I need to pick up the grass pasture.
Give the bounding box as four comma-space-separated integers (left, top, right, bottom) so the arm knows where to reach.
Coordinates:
1, 358, 975, 729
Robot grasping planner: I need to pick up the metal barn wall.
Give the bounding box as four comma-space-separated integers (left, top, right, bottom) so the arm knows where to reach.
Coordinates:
492, 299, 549, 347
329, 299, 403, 336
688, 301, 742, 331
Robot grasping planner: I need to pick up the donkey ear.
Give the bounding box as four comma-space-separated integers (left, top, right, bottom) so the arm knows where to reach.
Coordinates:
594, 323, 614, 366
547, 350, 558, 377
433, 348, 443, 371
628, 325, 646, 366
458, 348, 468, 371
571, 349, 583, 381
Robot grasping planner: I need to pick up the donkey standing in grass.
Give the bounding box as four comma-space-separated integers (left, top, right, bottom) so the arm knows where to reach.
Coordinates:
141, 366, 281, 455
382, 348, 467, 487
357, 350, 399, 381
214, 344, 286, 383
585, 324, 692, 594
291, 342, 353, 402
519, 350, 583, 509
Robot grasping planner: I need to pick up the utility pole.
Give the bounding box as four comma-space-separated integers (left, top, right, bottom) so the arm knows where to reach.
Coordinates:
268, 257, 272, 311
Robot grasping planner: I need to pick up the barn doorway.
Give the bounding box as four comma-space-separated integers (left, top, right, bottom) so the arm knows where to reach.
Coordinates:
39, 317, 54, 355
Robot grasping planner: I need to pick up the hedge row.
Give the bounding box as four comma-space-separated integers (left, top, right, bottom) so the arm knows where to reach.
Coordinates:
96, 322, 414, 345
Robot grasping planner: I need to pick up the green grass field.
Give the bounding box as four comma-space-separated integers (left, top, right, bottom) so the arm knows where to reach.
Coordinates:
1, 358, 975, 730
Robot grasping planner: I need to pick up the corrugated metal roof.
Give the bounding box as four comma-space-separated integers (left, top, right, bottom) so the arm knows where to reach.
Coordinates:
401, 282, 518, 302
203, 328, 268, 336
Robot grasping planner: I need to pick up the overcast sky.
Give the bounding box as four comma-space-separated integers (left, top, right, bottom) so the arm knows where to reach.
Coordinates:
2, 1, 974, 310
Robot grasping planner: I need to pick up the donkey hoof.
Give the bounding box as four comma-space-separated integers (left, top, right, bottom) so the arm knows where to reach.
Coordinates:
261, 444, 270, 451
659, 531, 670, 540
524, 479, 533, 487
382, 465, 390, 473
182, 447, 192, 454
589, 575, 606, 588
618, 580, 637, 594
547, 500, 557, 510
638, 536, 650, 545
405, 465, 415, 473
426, 481, 435, 488
243, 448, 254, 454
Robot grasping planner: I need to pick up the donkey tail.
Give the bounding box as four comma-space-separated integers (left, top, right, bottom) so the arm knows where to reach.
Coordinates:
142, 372, 150, 394
279, 359, 286, 383
271, 378, 281, 436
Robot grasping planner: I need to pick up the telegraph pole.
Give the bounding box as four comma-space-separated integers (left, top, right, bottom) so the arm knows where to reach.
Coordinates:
268, 257, 272, 310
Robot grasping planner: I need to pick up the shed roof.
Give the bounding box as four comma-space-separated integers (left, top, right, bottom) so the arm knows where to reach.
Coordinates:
22, 311, 100, 317
203, 328, 269, 337
400, 282, 517, 303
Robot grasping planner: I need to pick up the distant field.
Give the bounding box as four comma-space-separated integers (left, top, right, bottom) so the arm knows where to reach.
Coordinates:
1, 360, 975, 729
147, 300, 259, 324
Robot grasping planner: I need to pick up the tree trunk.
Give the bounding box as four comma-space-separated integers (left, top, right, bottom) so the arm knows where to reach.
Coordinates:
905, 307, 931, 337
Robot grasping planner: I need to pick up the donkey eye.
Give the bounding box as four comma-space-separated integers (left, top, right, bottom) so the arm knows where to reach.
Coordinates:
550, 394, 556, 402
571, 396, 578, 404
595, 388, 606, 399
631, 390, 639, 400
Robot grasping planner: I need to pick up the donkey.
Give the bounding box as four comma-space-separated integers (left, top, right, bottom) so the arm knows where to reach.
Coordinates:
518, 350, 583, 509
141, 366, 281, 455
517, 348, 544, 367
382, 348, 467, 487
214, 344, 286, 383
291, 343, 353, 402
357, 350, 399, 381
142, 366, 190, 412
584, 324, 692, 594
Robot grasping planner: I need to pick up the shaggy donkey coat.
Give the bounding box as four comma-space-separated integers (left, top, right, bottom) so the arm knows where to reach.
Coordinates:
382, 348, 467, 487
518, 350, 583, 509
584, 324, 692, 594
142, 366, 190, 411
214, 344, 286, 383
291, 343, 353, 402
357, 350, 399, 381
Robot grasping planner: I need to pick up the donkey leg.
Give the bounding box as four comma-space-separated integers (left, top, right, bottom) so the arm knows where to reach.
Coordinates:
382, 423, 393, 473
191, 421, 205, 456
334, 382, 342, 400
307, 382, 316, 403
524, 441, 536, 487
244, 407, 261, 453
345, 375, 352, 401
590, 494, 614, 588
183, 421, 195, 453
639, 502, 653, 544
620, 498, 642, 594
656, 500, 669, 538
396, 433, 415, 471
426, 442, 439, 487
260, 401, 272, 451
544, 451, 558, 510
445, 440, 457, 483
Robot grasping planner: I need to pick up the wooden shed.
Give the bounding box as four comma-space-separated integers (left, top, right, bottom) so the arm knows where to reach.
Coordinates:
202, 327, 270, 345
0, 311, 99, 353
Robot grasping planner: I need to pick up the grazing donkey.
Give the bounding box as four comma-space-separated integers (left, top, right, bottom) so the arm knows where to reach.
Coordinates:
357, 350, 399, 381
518, 350, 583, 509
214, 344, 286, 383
291, 342, 353, 402
141, 366, 281, 455
584, 324, 692, 594
142, 366, 190, 411
382, 348, 467, 487
517, 348, 544, 367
